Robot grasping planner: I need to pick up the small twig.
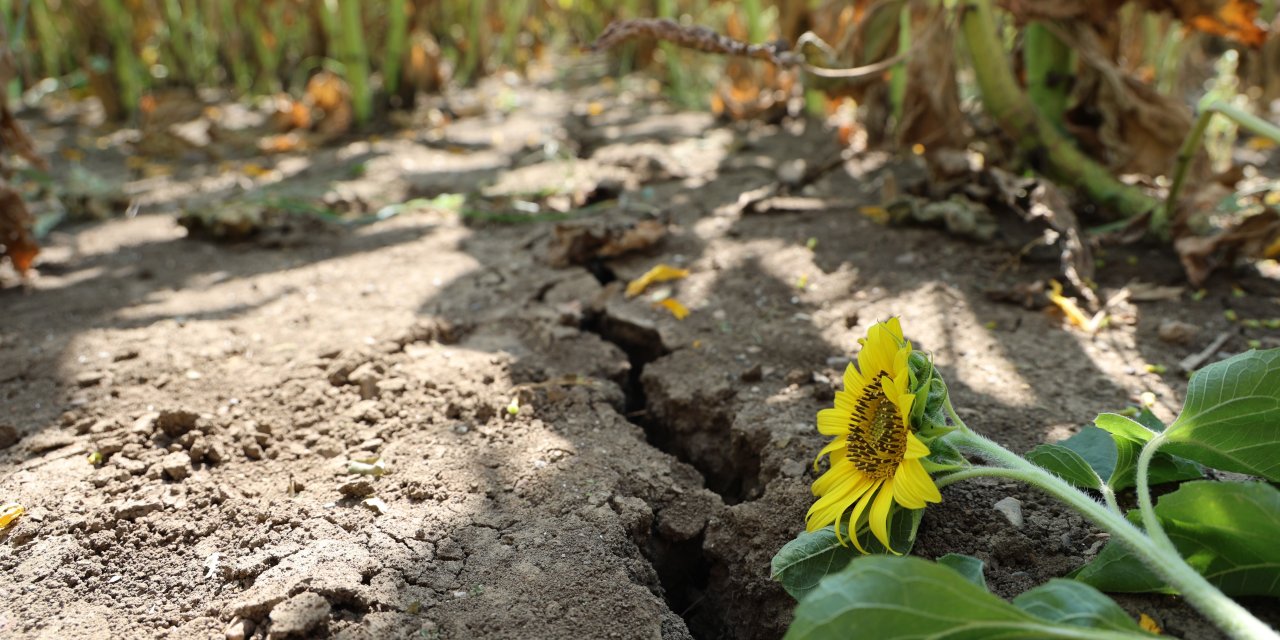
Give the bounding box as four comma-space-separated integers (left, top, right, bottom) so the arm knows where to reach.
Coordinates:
588, 7, 950, 82
1179, 332, 1232, 373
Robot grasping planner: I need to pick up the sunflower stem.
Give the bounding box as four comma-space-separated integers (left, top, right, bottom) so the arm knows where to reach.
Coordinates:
1099, 484, 1122, 517
1135, 432, 1178, 555
940, 429, 1278, 640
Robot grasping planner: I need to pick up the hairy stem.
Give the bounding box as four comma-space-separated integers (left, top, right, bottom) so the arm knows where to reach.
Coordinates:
939, 428, 1278, 640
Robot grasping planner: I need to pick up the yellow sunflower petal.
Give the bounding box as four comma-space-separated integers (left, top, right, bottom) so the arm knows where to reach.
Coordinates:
812, 438, 847, 472
868, 479, 899, 553
892, 459, 942, 508
817, 408, 851, 436
807, 471, 873, 532
882, 317, 904, 342
812, 457, 859, 495
827, 475, 876, 545
841, 362, 865, 394
890, 391, 916, 424
903, 431, 931, 460
844, 479, 883, 552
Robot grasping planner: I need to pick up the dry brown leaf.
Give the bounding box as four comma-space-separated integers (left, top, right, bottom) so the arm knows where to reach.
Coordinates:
897, 9, 968, 149
1163, 0, 1268, 47
547, 218, 667, 267
1175, 209, 1280, 285
1001, 0, 1267, 47
1062, 23, 1197, 177
0, 186, 38, 274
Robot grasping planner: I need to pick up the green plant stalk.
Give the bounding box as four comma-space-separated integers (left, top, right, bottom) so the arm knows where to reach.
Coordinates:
889, 3, 910, 132
936, 425, 1278, 640
1156, 29, 1189, 96
1135, 432, 1178, 555
1023, 22, 1071, 130
336, 0, 371, 125
218, 0, 252, 94
188, 0, 217, 86
656, 0, 694, 109
383, 0, 407, 95
960, 0, 1158, 220
160, 0, 194, 84
743, 0, 766, 45
98, 0, 147, 116
457, 0, 485, 84
242, 9, 281, 93
1154, 100, 1280, 237
30, 0, 60, 78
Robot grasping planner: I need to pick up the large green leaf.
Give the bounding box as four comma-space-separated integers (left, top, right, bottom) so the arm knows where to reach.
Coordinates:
1093, 413, 1153, 490
771, 527, 857, 601
1074, 481, 1280, 597
937, 553, 987, 591
1065, 415, 1202, 491
771, 508, 923, 600
1026, 443, 1102, 490
785, 556, 1156, 640
1013, 579, 1149, 633
1060, 425, 1119, 480
1164, 349, 1280, 481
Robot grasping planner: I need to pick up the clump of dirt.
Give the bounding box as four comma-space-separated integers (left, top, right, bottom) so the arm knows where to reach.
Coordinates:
3, 75, 1278, 640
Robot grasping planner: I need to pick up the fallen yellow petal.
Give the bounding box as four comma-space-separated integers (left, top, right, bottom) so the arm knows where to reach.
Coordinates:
654, 298, 690, 320
859, 205, 889, 225
1265, 236, 1280, 259
626, 264, 690, 298
0, 503, 24, 530
1048, 280, 1106, 333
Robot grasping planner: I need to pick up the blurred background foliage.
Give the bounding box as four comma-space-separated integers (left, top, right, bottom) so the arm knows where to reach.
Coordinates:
0, 0, 1277, 284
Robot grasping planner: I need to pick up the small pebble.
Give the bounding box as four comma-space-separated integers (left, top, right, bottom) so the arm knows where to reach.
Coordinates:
993, 496, 1023, 528
1157, 319, 1200, 345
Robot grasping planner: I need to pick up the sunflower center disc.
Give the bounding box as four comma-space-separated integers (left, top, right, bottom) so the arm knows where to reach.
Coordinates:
845, 373, 907, 480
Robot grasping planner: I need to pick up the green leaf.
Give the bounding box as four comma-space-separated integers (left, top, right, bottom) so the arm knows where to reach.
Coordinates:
1084, 415, 1203, 490
1013, 579, 1151, 634
771, 508, 923, 601
1074, 481, 1280, 597
771, 527, 857, 601
785, 556, 1155, 640
1094, 413, 1156, 443
1026, 443, 1103, 490
1060, 425, 1118, 481
1132, 406, 1167, 433
1164, 349, 1280, 481
937, 553, 987, 591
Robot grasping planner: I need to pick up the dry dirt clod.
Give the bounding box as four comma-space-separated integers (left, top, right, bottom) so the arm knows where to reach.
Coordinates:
224, 617, 254, 640
0, 424, 18, 450
1157, 319, 1200, 345
339, 479, 376, 498
157, 409, 202, 438
267, 591, 330, 638
161, 451, 193, 481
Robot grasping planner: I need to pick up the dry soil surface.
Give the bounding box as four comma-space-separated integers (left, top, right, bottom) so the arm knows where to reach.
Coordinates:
2, 77, 1279, 639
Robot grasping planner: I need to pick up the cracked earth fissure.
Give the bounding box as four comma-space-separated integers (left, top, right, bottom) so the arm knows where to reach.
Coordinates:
580, 304, 735, 639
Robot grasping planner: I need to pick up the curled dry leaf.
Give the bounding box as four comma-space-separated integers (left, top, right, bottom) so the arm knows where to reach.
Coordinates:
1175, 209, 1280, 285
0, 186, 38, 274
1060, 23, 1197, 178
546, 217, 666, 267
1002, 0, 1267, 47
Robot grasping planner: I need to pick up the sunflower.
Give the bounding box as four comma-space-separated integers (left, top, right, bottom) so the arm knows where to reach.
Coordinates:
807, 318, 942, 553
